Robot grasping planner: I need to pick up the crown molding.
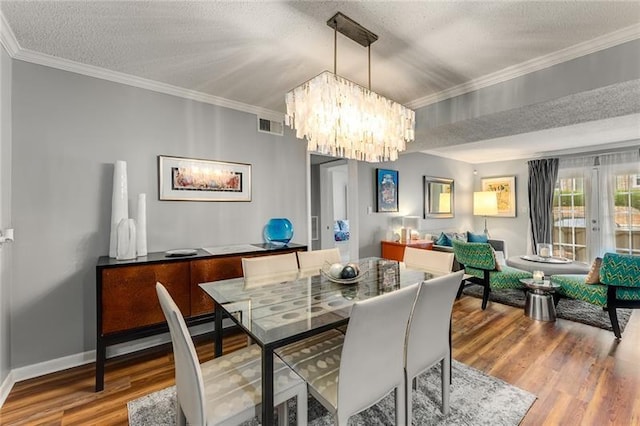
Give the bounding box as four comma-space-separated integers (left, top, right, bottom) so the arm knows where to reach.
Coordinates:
0, 9, 284, 122
406, 23, 640, 110
2, 9, 637, 122
14, 48, 285, 122
0, 10, 19, 56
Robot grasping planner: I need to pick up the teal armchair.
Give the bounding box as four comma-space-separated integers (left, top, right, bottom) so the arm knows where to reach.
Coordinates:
452, 240, 532, 310
551, 253, 640, 338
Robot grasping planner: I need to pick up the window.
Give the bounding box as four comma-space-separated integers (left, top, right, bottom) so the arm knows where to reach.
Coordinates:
614, 174, 640, 256
553, 177, 587, 261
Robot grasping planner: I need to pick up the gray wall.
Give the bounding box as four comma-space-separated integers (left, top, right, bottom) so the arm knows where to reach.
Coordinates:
10, 60, 307, 368
473, 159, 530, 257
0, 45, 12, 384
357, 152, 475, 258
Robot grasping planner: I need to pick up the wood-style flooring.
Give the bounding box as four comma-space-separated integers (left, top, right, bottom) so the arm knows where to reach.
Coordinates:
1, 295, 639, 425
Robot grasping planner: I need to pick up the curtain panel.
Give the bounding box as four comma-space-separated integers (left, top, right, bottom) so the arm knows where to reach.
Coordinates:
528, 158, 559, 253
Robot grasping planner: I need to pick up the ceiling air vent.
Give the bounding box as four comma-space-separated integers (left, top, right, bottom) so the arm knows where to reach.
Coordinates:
257, 117, 284, 136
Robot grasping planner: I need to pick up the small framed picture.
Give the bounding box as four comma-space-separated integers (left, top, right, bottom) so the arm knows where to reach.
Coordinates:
481, 176, 516, 217
158, 155, 251, 201
376, 169, 399, 212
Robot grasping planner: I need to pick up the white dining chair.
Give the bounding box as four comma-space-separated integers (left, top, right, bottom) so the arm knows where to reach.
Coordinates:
276, 283, 420, 426
242, 252, 299, 277
403, 247, 455, 274
156, 283, 307, 426
404, 270, 464, 423
296, 248, 341, 271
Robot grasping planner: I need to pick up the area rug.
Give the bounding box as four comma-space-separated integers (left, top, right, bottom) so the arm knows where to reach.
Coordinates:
463, 284, 632, 332
128, 361, 535, 425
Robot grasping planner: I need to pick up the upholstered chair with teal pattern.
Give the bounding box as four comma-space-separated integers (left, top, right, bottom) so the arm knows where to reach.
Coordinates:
551, 253, 640, 339
452, 240, 532, 310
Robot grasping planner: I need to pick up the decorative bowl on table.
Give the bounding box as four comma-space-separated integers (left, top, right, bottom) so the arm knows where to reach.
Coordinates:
320, 262, 368, 284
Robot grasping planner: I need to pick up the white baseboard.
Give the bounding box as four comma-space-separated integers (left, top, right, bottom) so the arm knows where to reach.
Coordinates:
0, 370, 15, 409
11, 350, 96, 383
6, 320, 222, 391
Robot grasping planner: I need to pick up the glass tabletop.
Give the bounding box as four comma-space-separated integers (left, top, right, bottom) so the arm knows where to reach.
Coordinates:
199, 257, 443, 345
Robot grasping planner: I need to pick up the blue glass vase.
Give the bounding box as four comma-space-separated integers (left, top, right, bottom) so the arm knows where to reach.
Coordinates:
264, 218, 294, 246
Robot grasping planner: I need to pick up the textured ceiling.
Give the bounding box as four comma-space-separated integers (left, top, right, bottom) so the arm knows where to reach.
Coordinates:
2, 1, 640, 163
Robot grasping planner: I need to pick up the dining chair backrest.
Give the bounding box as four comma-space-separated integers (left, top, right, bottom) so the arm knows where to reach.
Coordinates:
337, 283, 420, 423
403, 247, 454, 274
296, 248, 341, 271
156, 282, 206, 425
405, 271, 464, 379
241, 252, 298, 278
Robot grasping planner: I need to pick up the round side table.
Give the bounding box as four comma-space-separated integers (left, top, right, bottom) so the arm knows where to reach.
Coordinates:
520, 279, 561, 322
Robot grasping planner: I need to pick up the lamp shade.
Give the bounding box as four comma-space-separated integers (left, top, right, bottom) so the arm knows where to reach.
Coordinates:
473, 191, 498, 216
402, 216, 420, 230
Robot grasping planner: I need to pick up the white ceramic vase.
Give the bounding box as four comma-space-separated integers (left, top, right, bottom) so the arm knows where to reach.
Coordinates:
136, 193, 147, 257
116, 218, 137, 260
109, 160, 129, 258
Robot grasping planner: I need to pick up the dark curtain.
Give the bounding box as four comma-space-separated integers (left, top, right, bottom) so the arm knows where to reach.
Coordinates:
528, 158, 559, 253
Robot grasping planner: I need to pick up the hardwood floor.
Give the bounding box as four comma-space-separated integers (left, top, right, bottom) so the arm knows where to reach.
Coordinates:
1, 296, 639, 425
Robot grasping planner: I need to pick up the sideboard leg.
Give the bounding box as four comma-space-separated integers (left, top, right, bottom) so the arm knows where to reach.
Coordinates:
95, 339, 105, 392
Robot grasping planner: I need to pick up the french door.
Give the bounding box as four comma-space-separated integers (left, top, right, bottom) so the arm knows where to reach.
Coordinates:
553, 164, 639, 261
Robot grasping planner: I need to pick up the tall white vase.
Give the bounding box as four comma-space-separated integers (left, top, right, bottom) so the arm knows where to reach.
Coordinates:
136, 193, 147, 257
116, 218, 137, 260
109, 160, 129, 258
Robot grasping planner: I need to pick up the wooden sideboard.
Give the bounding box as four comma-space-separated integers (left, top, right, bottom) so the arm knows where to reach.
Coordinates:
95, 243, 306, 391
381, 239, 434, 262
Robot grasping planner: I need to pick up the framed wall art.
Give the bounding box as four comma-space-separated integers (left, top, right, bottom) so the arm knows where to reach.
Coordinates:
158, 155, 251, 201
376, 168, 399, 212
481, 176, 516, 217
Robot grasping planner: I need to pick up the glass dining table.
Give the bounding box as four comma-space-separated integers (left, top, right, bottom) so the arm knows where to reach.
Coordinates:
199, 257, 444, 425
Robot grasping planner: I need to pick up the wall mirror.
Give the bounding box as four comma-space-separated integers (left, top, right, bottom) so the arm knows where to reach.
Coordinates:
424, 176, 454, 218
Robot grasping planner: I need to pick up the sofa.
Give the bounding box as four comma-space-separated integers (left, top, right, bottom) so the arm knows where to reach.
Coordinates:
420, 230, 507, 271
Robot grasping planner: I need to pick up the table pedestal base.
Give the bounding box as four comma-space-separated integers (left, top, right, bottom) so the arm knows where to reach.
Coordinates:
525, 291, 556, 322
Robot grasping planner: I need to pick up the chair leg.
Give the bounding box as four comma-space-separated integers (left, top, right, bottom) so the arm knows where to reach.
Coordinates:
456, 280, 465, 299
176, 403, 187, 426
395, 385, 406, 426
297, 391, 308, 426
441, 354, 451, 415
406, 373, 413, 426
277, 402, 288, 426
481, 284, 490, 310
608, 306, 622, 339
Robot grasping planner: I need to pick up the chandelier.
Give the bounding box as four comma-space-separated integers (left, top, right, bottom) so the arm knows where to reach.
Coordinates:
285, 12, 415, 163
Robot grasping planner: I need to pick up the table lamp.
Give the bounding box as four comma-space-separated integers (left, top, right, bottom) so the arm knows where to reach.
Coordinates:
402, 216, 420, 242
473, 191, 498, 235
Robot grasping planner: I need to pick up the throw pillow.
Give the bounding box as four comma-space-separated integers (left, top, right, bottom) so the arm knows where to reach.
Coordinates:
585, 257, 602, 284
467, 231, 489, 243
491, 247, 502, 271
435, 232, 452, 247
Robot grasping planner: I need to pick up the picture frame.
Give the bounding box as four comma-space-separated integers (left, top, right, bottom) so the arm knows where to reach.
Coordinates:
376, 168, 399, 212
158, 155, 251, 201
481, 176, 516, 217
